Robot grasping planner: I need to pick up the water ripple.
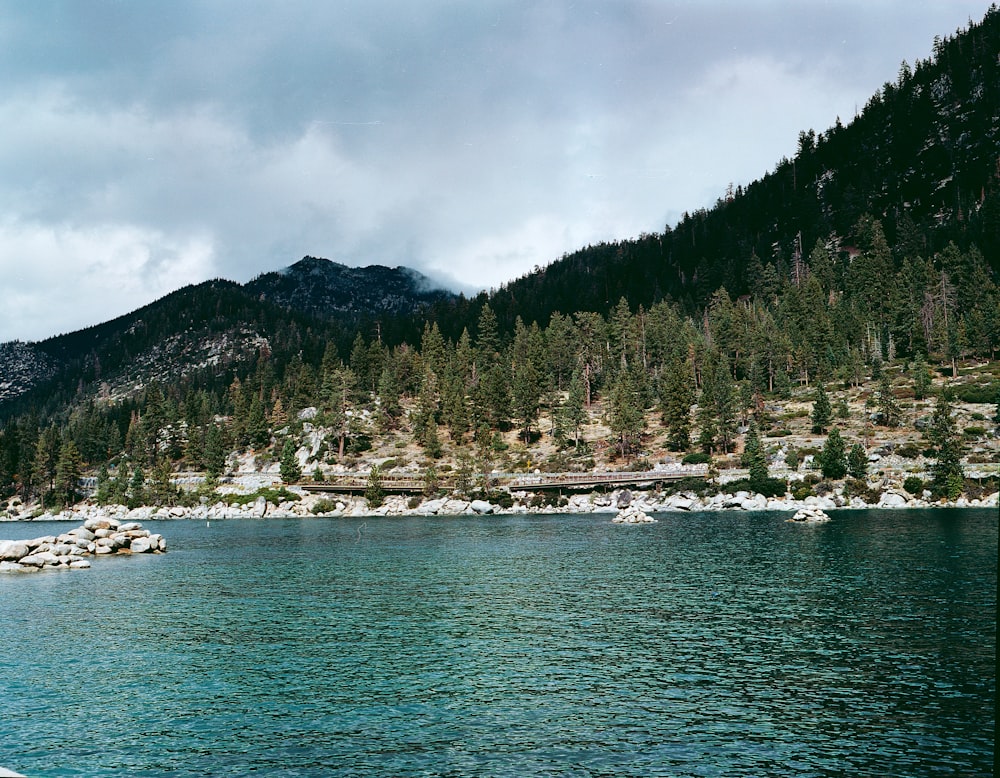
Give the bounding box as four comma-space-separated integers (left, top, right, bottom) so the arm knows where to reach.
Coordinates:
0, 509, 994, 776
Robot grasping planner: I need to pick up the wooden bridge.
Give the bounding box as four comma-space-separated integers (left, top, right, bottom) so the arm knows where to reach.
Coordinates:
300, 466, 708, 495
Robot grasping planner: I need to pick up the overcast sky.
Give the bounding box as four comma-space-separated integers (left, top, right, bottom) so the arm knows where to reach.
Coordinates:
0, 1, 990, 342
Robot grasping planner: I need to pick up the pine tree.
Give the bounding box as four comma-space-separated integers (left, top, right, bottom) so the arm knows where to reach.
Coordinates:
912, 356, 932, 401
376, 365, 402, 431
95, 463, 111, 505
323, 367, 357, 459
478, 364, 511, 430
109, 464, 129, 505
818, 428, 848, 479
422, 463, 440, 497
713, 362, 738, 454
811, 383, 832, 434
365, 464, 385, 508
742, 421, 768, 487
412, 369, 441, 451
608, 372, 644, 459
475, 304, 501, 372
204, 423, 227, 481
129, 465, 146, 507
53, 440, 83, 507
660, 357, 694, 451
564, 371, 587, 447
33, 424, 60, 497
149, 459, 176, 504
279, 439, 301, 483
847, 443, 868, 480
246, 393, 269, 449
875, 373, 902, 427
928, 393, 964, 499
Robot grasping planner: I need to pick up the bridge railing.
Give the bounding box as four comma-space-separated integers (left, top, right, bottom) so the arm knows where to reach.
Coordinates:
301, 465, 708, 495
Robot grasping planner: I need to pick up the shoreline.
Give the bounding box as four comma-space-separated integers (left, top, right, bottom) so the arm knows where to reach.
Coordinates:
7, 486, 997, 524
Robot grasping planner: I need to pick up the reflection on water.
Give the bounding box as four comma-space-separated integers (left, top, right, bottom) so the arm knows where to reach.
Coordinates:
1, 509, 995, 777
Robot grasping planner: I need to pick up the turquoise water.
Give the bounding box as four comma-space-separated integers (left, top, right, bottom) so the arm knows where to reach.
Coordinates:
0, 509, 995, 777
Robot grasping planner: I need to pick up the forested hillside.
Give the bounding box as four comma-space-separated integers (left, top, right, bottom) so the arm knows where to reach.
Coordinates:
1, 8, 998, 510
428, 6, 1000, 340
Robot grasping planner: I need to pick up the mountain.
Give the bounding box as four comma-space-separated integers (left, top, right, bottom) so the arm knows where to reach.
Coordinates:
0, 259, 455, 413
1, 10, 998, 508
443, 6, 1000, 335
245, 257, 455, 322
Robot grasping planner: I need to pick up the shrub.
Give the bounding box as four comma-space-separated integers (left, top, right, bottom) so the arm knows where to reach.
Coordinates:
791, 483, 813, 501
224, 487, 301, 507
903, 476, 923, 495
813, 481, 833, 496
843, 478, 879, 502
952, 382, 1000, 403
311, 498, 339, 515
963, 426, 987, 438
895, 443, 922, 459
767, 429, 793, 437
494, 492, 514, 510
407, 496, 422, 510
664, 477, 713, 496
682, 452, 710, 465
726, 477, 788, 498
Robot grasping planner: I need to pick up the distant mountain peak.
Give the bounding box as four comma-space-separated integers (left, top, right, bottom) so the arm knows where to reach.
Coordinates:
246, 257, 454, 320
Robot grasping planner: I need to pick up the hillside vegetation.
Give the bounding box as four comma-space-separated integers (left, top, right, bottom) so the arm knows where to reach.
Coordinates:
1, 8, 999, 513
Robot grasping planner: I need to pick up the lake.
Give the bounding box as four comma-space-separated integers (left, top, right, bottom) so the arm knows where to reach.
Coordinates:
1, 509, 995, 777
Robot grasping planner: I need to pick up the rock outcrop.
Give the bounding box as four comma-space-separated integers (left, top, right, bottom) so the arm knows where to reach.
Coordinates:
612, 504, 657, 524
0, 519, 165, 573
787, 507, 831, 523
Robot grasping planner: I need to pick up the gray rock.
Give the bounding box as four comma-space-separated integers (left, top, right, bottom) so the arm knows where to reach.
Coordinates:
130, 537, 153, 553
470, 500, 495, 514
418, 498, 447, 515
0, 560, 32, 573
18, 553, 50, 568
68, 527, 96, 541
616, 489, 633, 509
878, 491, 908, 508
0, 540, 29, 561
69, 559, 91, 569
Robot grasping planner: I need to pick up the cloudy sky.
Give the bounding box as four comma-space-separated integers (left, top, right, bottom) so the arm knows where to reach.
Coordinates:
0, 1, 990, 342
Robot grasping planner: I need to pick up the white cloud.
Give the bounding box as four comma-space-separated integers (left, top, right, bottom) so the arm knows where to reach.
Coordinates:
0, 219, 215, 341
0, 1, 991, 341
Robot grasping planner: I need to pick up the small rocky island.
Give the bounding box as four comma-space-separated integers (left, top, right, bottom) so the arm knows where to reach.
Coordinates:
611, 489, 657, 524
787, 507, 832, 523
0, 518, 165, 573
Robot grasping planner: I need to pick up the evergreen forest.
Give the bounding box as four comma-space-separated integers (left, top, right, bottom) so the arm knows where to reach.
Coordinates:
1, 8, 999, 510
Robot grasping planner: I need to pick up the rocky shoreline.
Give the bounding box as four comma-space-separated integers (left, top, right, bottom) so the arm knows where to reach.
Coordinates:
0, 518, 166, 573
5, 485, 996, 525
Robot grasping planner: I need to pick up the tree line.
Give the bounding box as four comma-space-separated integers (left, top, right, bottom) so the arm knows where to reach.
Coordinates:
1, 213, 993, 508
